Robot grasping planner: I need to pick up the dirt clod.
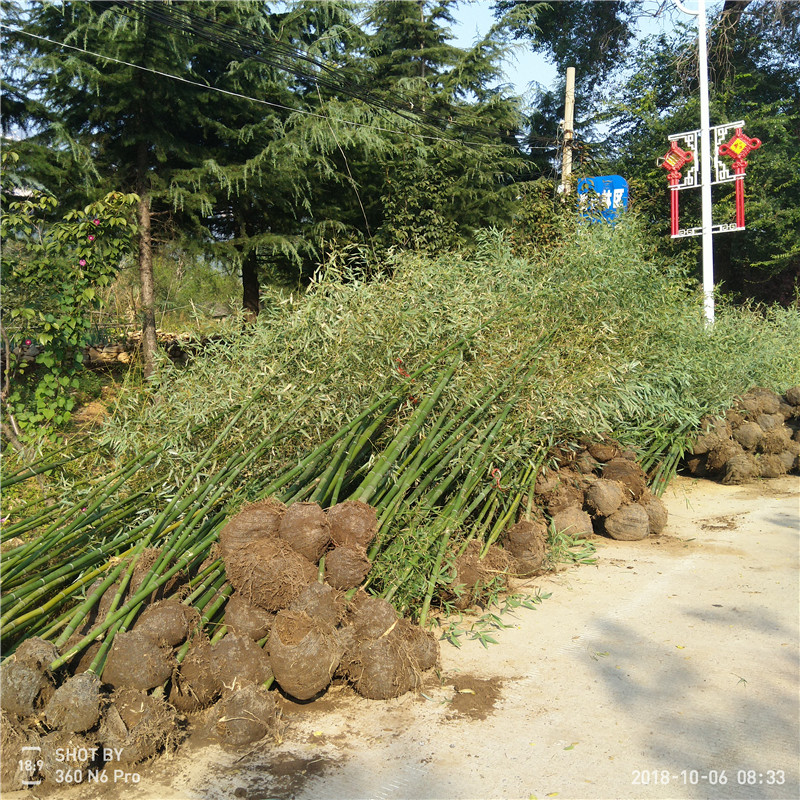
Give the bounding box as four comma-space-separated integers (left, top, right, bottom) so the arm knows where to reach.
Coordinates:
44, 672, 102, 733
210, 684, 279, 747
224, 592, 276, 640
324, 545, 371, 590
279, 502, 331, 563
551, 505, 593, 540
213, 634, 273, 693
268, 610, 343, 701
134, 600, 198, 647
603, 503, 650, 541
224, 537, 317, 611
326, 501, 379, 550
219, 498, 287, 559
101, 630, 174, 691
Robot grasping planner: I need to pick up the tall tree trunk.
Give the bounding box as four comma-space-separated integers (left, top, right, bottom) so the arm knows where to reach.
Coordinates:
241, 248, 260, 322
136, 141, 158, 378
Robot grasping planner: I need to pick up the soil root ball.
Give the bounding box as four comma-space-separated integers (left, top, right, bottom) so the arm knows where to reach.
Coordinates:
640, 491, 669, 534
705, 439, 744, 474
130, 548, 185, 605
224, 537, 316, 611
691, 431, 719, 456
746, 389, 782, 415
1, 711, 34, 789
551, 505, 593, 540
574, 449, 600, 474
44, 672, 102, 733
785, 386, 800, 406
758, 427, 791, 454
219, 498, 286, 559
537, 469, 586, 515
134, 600, 198, 647
169, 640, 220, 712
14, 638, 59, 672
224, 592, 275, 640
449, 541, 510, 609
326, 501, 379, 549
37, 730, 98, 784
212, 634, 272, 694
279, 502, 331, 563
603, 503, 650, 541
101, 630, 174, 691
600, 459, 647, 500
587, 439, 621, 463
334, 625, 359, 677
758, 454, 787, 479
756, 413, 784, 432
210, 684, 279, 747
684, 455, 707, 477
60, 637, 102, 676
722, 454, 759, 485
396, 619, 439, 672
348, 632, 418, 700
101, 688, 179, 764
584, 479, 626, 517
325, 545, 371, 590
501, 519, 547, 577
777, 450, 798, 472
349, 594, 398, 639
290, 583, 344, 628
0, 659, 49, 718
268, 610, 342, 701
733, 421, 763, 451
1, 638, 58, 717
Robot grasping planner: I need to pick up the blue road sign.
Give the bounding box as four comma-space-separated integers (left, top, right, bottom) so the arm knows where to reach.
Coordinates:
577, 175, 629, 224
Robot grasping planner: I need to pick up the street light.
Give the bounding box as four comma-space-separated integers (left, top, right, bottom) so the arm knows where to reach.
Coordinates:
674, 0, 715, 324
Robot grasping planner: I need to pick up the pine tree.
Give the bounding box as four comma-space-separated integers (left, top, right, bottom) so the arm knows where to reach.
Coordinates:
3, 0, 220, 375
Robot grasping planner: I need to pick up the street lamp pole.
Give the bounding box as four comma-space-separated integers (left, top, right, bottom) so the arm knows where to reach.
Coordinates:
675, 0, 715, 324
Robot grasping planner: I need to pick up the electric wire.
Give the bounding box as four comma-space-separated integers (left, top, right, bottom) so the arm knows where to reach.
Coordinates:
109, 0, 543, 147
1, 24, 567, 154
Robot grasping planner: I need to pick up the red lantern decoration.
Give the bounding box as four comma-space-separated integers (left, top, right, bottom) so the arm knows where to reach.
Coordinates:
719, 129, 761, 228
661, 142, 694, 236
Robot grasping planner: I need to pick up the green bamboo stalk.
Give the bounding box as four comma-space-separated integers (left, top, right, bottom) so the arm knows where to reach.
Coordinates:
356, 355, 461, 504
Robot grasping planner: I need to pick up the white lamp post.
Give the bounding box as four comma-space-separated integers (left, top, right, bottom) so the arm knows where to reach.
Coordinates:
675, 0, 715, 324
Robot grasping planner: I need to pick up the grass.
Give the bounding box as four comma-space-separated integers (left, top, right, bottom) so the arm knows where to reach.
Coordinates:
2, 216, 798, 663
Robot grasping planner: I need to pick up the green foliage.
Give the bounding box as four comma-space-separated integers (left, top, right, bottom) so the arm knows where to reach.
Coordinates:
495, 0, 636, 93
603, 3, 800, 301
1, 152, 137, 438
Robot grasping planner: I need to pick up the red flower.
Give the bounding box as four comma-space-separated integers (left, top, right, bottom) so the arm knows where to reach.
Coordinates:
93, 219, 100, 225
88, 235, 95, 241
79, 259, 86, 266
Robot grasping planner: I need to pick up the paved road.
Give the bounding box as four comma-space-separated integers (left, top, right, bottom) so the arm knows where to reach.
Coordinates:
11, 475, 799, 800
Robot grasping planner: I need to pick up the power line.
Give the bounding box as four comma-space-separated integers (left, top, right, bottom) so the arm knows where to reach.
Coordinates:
111, 0, 530, 147
2, 24, 561, 153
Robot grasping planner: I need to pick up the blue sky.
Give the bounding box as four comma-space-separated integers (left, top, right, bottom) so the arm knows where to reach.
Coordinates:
450, 0, 558, 106
448, 0, 705, 110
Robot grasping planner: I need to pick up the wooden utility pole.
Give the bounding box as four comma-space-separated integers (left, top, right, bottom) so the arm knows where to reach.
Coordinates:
561, 67, 576, 195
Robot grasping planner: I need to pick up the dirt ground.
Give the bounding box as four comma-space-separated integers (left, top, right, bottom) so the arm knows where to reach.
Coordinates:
6, 474, 799, 800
